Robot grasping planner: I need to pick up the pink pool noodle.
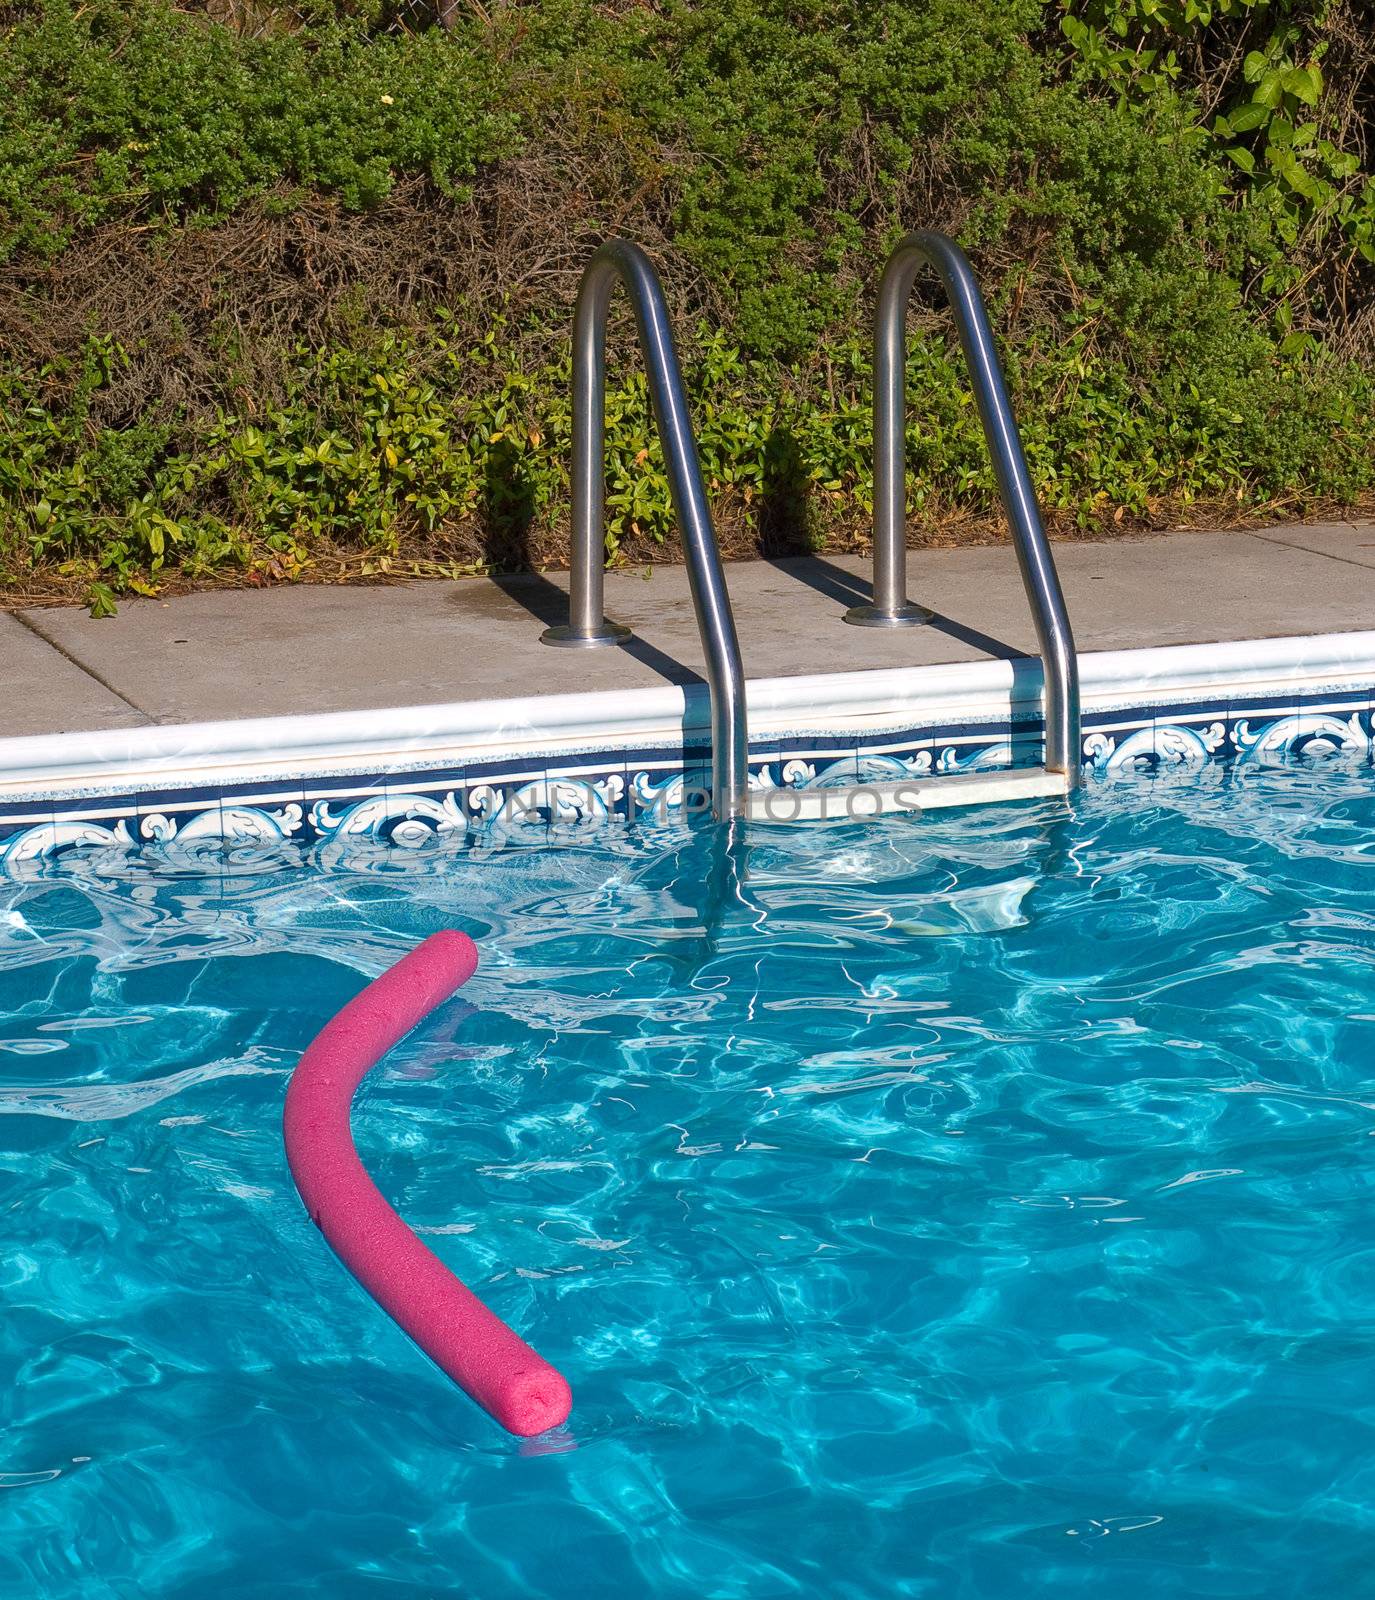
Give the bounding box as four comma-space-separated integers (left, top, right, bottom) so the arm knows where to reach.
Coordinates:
282, 930, 573, 1437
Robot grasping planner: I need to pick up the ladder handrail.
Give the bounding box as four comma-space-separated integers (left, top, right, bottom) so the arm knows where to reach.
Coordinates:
541, 240, 748, 821
854, 230, 1081, 786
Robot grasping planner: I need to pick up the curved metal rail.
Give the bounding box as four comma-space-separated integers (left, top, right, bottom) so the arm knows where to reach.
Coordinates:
540, 240, 748, 821
846, 231, 1081, 785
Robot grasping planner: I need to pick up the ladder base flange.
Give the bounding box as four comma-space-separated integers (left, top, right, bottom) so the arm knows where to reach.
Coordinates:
540, 621, 633, 648
842, 602, 934, 628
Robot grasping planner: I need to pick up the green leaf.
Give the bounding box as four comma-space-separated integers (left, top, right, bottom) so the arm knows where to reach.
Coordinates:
1267, 145, 1321, 201
1227, 102, 1270, 134
1253, 74, 1286, 110
1280, 65, 1322, 107
1279, 332, 1311, 357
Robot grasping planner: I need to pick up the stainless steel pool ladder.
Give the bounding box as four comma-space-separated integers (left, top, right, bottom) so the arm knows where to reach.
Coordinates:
846, 230, 1081, 801
540, 234, 1081, 822
539, 240, 748, 822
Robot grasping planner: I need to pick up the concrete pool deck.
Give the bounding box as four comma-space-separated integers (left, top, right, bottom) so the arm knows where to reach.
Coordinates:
4, 519, 1374, 739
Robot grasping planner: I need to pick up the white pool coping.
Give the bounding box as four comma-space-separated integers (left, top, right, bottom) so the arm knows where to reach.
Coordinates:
0, 629, 1371, 803
0, 624, 1370, 800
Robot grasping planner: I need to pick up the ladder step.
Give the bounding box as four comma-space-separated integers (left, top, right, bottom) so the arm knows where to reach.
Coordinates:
746, 766, 1069, 823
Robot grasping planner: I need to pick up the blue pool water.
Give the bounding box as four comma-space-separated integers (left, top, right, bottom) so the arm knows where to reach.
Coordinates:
2, 762, 1374, 1598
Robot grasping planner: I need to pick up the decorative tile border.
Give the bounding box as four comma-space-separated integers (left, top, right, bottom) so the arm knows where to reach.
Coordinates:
0, 632, 1370, 868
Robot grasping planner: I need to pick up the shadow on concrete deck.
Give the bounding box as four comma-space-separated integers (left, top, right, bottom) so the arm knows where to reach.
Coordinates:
765, 556, 1024, 661
491, 572, 705, 689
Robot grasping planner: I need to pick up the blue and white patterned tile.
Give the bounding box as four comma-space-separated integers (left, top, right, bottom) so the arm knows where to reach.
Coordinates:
852, 725, 937, 781
0, 796, 61, 872
763, 752, 824, 796
1006, 718, 1047, 769
628, 747, 715, 828
8, 666, 1371, 867
304, 787, 472, 856
461, 757, 559, 846
14, 795, 141, 865
852, 749, 934, 791
544, 756, 631, 837
1086, 705, 1228, 776
134, 784, 229, 850
930, 731, 1015, 777
1289, 691, 1374, 764
765, 746, 929, 816
744, 738, 792, 804
801, 749, 864, 787
767, 734, 872, 796
302, 771, 396, 846
0, 821, 133, 873
1080, 705, 1152, 774
1232, 716, 1313, 764
211, 777, 311, 851
497, 768, 626, 843
380, 766, 472, 849
744, 745, 827, 821
1226, 690, 1304, 766
0, 795, 56, 848
1226, 685, 1371, 766
678, 756, 718, 824
745, 748, 778, 791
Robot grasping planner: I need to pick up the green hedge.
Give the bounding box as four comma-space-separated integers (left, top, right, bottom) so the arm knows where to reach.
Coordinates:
1, 0, 1372, 610
0, 1, 516, 257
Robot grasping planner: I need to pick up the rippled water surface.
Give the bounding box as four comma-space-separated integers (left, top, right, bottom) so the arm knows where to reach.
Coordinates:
3, 764, 1375, 1598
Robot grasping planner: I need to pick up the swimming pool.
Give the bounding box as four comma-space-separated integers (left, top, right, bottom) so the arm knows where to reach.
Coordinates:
3, 760, 1373, 1598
